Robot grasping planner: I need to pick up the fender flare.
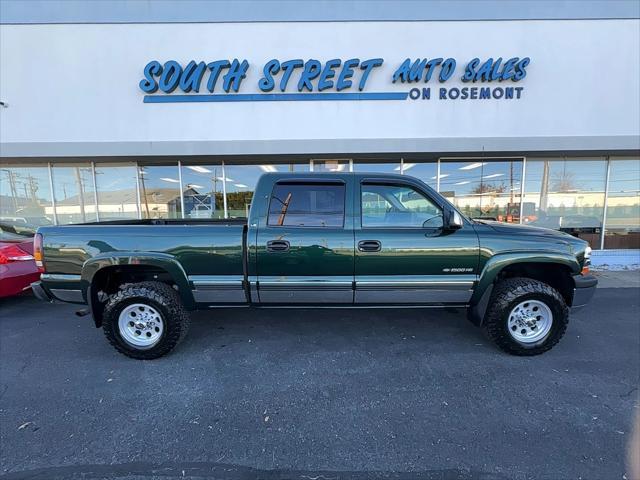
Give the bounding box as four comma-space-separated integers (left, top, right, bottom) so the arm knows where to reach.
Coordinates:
81, 252, 195, 319
467, 251, 580, 326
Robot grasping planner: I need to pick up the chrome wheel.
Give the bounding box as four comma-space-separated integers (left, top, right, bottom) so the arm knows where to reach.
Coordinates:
507, 299, 553, 344
118, 303, 164, 349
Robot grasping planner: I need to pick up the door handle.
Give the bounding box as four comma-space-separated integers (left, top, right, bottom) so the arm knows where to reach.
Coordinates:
358, 240, 382, 252
266, 240, 290, 252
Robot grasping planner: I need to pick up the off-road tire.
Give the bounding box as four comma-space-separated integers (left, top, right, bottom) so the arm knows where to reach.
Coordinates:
102, 281, 190, 359
484, 277, 569, 356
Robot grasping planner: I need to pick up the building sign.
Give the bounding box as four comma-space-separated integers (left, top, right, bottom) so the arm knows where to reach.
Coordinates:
139, 57, 530, 103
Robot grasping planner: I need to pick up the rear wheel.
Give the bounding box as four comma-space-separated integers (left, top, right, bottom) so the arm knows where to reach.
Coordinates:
483, 277, 568, 356
102, 281, 190, 359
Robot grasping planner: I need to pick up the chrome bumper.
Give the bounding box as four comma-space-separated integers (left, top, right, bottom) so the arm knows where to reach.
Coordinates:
571, 274, 598, 310
31, 281, 53, 302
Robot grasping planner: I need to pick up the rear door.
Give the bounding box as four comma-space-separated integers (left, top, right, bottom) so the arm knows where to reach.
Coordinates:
255, 178, 355, 303
354, 178, 479, 304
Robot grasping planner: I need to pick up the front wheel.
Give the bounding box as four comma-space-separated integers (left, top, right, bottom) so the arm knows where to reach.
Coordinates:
102, 281, 190, 359
483, 277, 569, 356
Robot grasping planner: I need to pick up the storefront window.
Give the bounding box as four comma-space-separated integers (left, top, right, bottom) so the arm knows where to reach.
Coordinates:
525, 158, 606, 248
311, 159, 350, 172
94, 163, 139, 220
180, 164, 225, 219
352, 161, 402, 174
51, 164, 97, 224
402, 162, 438, 190
222, 164, 307, 218
138, 164, 182, 219
604, 158, 640, 249
0, 164, 53, 231
439, 159, 523, 221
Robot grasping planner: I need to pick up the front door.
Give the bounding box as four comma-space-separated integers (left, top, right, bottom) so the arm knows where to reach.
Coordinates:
256, 178, 354, 303
354, 179, 479, 304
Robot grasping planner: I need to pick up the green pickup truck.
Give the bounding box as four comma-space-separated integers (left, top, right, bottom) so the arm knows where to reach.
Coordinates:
31, 172, 597, 359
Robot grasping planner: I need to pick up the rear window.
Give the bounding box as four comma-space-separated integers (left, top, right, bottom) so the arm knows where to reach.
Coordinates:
268, 183, 345, 227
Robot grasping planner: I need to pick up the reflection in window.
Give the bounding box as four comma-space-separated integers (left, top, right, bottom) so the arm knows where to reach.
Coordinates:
352, 162, 402, 175
52, 164, 97, 224
311, 159, 350, 172
181, 164, 225, 219
138, 165, 182, 219
399, 162, 438, 190
268, 183, 345, 227
604, 158, 640, 249
362, 183, 442, 228
223, 164, 307, 218
0, 164, 53, 229
94, 163, 139, 220
525, 158, 606, 248
439, 159, 523, 222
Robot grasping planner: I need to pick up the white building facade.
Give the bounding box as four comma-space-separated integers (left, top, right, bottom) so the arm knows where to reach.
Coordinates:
1, 1, 639, 259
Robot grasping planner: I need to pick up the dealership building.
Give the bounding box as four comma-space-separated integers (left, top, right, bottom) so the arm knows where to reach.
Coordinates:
1, 1, 639, 263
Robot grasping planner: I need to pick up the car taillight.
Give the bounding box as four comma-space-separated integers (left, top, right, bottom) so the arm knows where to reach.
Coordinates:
0, 244, 34, 264
33, 233, 45, 272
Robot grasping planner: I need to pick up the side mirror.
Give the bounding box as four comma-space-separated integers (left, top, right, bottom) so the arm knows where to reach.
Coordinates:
446, 210, 464, 230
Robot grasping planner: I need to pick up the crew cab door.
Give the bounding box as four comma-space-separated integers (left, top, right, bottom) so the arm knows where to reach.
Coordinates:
354, 178, 479, 304
255, 178, 354, 303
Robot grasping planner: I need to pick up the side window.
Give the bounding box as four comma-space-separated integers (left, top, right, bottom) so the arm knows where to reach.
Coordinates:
361, 183, 443, 228
268, 183, 345, 227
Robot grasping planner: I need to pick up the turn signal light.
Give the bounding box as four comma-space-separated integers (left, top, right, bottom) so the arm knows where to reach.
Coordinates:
0, 244, 34, 264
581, 265, 590, 275
33, 233, 45, 272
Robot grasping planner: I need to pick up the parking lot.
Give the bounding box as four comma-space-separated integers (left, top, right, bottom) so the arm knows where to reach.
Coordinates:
1, 281, 639, 480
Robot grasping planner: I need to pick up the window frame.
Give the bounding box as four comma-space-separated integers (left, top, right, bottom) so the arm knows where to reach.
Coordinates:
266, 180, 347, 229
360, 180, 445, 230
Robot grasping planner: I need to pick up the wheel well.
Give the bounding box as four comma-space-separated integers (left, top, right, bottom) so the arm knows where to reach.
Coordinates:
496, 262, 573, 305
89, 265, 176, 327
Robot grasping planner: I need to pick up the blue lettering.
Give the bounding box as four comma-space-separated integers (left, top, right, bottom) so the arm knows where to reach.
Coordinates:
475, 59, 494, 82
490, 57, 503, 81
500, 58, 518, 81
159, 61, 182, 93
479, 87, 491, 99
179, 61, 207, 93
470, 87, 478, 99
139, 60, 162, 93
336, 58, 359, 91
298, 59, 322, 92
358, 58, 383, 90
223, 59, 249, 92
448, 87, 460, 99
318, 59, 341, 91
392, 59, 411, 83
409, 59, 427, 82
513, 58, 530, 81
409, 88, 421, 100
461, 87, 469, 99
279, 59, 304, 91
206, 60, 230, 92
259, 59, 280, 92
439, 58, 456, 82
462, 58, 480, 82
505, 87, 514, 99
515, 87, 524, 98
424, 58, 442, 82
439, 88, 447, 99
422, 87, 430, 99
492, 87, 504, 99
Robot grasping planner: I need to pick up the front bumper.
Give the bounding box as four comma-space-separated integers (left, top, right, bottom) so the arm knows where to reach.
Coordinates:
31, 281, 54, 302
571, 274, 598, 309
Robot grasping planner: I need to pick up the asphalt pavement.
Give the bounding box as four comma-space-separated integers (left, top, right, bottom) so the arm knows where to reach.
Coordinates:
1, 283, 639, 480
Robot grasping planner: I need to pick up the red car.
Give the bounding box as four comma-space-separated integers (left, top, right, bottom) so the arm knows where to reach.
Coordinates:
0, 224, 41, 298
